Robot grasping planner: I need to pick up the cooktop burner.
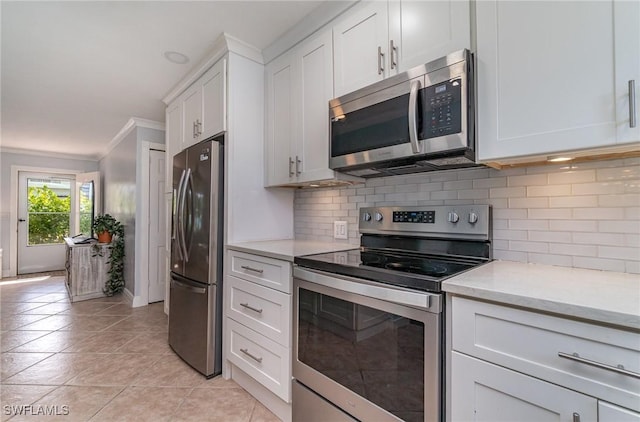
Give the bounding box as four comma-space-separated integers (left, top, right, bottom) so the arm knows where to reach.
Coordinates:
294, 248, 482, 293
295, 205, 492, 293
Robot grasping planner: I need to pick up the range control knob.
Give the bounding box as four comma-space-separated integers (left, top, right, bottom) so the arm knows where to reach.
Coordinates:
468, 212, 479, 224
362, 212, 372, 222
448, 211, 459, 223
374, 212, 384, 222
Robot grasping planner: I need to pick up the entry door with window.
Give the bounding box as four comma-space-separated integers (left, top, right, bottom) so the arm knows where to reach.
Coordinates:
17, 171, 99, 274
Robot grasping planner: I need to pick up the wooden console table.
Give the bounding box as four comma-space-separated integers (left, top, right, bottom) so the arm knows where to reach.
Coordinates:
64, 237, 111, 302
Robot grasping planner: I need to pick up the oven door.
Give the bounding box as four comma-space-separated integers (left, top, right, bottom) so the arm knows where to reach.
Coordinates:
293, 268, 442, 422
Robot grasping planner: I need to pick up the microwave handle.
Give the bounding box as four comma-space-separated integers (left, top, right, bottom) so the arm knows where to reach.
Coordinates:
408, 79, 422, 154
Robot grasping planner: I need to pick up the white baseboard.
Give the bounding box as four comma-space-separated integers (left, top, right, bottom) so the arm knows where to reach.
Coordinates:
122, 288, 134, 305
123, 288, 149, 308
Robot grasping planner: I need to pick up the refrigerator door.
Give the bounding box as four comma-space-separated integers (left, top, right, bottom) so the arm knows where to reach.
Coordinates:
171, 150, 188, 277
168, 271, 219, 376
183, 141, 219, 284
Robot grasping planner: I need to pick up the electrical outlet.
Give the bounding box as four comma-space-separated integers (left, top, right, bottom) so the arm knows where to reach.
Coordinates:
334, 221, 348, 239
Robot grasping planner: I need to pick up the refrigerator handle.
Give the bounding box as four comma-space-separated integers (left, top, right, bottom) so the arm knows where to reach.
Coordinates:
174, 169, 187, 261
184, 169, 194, 262
178, 168, 191, 262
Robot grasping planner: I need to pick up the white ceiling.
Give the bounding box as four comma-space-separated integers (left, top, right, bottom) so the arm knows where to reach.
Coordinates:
1, 1, 325, 159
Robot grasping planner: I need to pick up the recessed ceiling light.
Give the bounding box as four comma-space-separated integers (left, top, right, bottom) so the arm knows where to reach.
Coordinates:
163, 51, 190, 65
547, 155, 574, 162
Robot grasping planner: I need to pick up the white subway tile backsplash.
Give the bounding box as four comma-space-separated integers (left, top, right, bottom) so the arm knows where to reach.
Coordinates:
549, 195, 599, 208
508, 197, 549, 209
508, 174, 547, 186
547, 170, 596, 184
294, 158, 639, 274
573, 207, 625, 220
527, 185, 571, 197
572, 181, 625, 195
527, 208, 572, 220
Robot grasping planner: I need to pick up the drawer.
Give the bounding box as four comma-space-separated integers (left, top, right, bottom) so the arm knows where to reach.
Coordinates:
226, 275, 291, 346
228, 250, 292, 294
226, 318, 291, 402
452, 296, 640, 412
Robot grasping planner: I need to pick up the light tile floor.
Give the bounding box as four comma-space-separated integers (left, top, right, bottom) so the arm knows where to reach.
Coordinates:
0, 274, 279, 421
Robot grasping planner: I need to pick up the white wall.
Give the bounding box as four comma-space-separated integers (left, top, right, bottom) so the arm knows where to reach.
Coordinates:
294, 157, 640, 274
0, 151, 98, 277
99, 127, 164, 295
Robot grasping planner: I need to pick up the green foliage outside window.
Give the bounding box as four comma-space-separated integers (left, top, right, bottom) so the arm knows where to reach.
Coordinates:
27, 185, 70, 245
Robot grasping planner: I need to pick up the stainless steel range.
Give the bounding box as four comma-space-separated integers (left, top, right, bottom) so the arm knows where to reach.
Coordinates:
292, 205, 491, 422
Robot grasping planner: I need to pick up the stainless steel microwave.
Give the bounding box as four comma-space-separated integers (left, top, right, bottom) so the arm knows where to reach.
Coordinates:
329, 49, 476, 177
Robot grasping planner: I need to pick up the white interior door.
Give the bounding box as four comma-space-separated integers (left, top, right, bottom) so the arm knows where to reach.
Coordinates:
17, 171, 75, 274
148, 149, 166, 303
74, 171, 101, 236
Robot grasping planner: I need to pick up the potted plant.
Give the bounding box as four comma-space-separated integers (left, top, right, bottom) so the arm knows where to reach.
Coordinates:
92, 214, 125, 296
93, 214, 121, 244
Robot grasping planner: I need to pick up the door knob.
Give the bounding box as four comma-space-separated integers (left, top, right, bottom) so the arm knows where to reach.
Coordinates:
18, 219, 26, 222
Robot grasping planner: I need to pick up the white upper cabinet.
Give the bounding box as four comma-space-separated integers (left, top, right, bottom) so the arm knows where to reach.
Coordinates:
333, 1, 389, 96
265, 51, 296, 187
181, 59, 226, 149
388, 0, 471, 73
265, 30, 360, 187
295, 30, 336, 184
333, 0, 471, 97
477, 0, 640, 163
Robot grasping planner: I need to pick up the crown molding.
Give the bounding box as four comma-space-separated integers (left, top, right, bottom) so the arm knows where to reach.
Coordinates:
262, 1, 358, 64
0, 147, 99, 162
162, 32, 263, 105
99, 117, 165, 160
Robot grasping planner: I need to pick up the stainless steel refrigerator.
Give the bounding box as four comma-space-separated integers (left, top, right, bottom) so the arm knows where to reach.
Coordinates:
169, 136, 223, 378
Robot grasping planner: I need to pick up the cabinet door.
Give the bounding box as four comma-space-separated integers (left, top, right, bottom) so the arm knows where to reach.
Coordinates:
599, 402, 640, 422
477, 1, 618, 162
201, 59, 226, 140
182, 84, 203, 149
333, 1, 389, 96
615, 0, 640, 144
295, 29, 336, 184
265, 51, 296, 186
451, 352, 598, 422
388, 0, 471, 73
165, 100, 182, 194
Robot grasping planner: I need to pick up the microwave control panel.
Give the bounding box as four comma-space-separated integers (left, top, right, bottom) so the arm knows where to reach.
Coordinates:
422, 78, 462, 139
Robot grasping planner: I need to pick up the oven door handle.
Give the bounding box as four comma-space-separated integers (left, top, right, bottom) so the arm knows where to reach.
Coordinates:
408, 78, 422, 154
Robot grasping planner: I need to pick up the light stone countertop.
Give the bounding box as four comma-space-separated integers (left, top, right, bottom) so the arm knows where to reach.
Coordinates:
226, 239, 357, 262
443, 260, 640, 330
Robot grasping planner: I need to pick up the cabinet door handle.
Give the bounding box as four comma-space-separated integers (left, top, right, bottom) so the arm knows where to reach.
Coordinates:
289, 157, 295, 177
240, 265, 264, 274
558, 352, 640, 379
630, 80, 637, 128
193, 121, 197, 138
197, 119, 203, 135
295, 155, 301, 176
240, 348, 263, 363
572, 413, 580, 422
390, 40, 397, 70
377, 46, 384, 75
240, 302, 263, 314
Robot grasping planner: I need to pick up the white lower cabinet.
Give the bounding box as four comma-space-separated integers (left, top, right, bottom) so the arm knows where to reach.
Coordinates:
450, 296, 640, 421
225, 250, 292, 404
451, 352, 597, 421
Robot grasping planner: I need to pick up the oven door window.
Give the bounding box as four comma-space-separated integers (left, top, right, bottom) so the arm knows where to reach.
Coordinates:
298, 287, 425, 421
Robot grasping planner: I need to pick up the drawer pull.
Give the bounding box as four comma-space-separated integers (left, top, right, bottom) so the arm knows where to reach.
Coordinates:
558, 352, 640, 379
573, 412, 580, 422
240, 348, 263, 363
240, 302, 263, 314
240, 265, 264, 274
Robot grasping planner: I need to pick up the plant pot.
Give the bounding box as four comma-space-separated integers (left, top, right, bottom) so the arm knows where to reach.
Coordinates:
97, 231, 112, 244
